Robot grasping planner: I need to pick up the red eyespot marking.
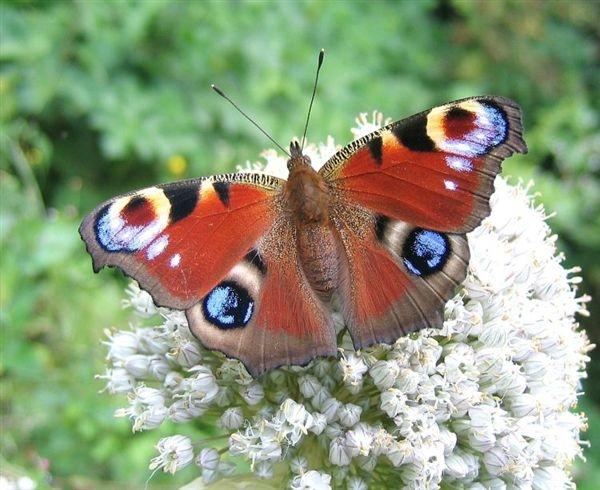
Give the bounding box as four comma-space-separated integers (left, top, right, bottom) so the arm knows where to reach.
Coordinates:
443, 107, 477, 140
122, 197, 156, 226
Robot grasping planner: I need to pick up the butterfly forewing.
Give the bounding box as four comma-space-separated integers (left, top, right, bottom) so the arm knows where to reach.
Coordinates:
79, 173, 283, 309
320, 96, 527, 233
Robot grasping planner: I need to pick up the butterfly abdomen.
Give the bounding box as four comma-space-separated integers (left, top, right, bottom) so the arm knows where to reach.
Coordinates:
294, 223, 340, 297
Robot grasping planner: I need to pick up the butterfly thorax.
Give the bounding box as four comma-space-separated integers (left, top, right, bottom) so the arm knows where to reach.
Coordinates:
284, 159, 330, 225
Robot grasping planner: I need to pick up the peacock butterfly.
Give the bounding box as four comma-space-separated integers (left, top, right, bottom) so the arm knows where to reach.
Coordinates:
80, 52, 527, 376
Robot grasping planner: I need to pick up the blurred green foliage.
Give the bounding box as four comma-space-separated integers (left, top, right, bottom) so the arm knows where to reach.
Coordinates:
1, 0, 598, 487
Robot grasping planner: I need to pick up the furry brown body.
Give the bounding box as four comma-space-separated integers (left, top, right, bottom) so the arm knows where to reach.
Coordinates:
284, 150, 338, 297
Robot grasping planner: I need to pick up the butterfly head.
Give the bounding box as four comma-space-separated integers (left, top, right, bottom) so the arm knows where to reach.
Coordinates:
287, 140, 312, 171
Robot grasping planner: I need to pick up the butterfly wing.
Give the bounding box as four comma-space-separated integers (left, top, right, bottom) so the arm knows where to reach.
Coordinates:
80, 172, 337, 376
79, 173, 283, 309
187, 217, 337, 377
332, 204, 469, 348
323, 96, 526, 347
321, 96, 527, 233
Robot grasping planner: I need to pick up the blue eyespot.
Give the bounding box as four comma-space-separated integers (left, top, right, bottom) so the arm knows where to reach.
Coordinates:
402, 229, 450, 277
202, 281, 254, 329
481, 102, 508, 148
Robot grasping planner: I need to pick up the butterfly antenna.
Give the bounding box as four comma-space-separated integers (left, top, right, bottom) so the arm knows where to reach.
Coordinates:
300, 49, 325, 151
211, 84, 290, 157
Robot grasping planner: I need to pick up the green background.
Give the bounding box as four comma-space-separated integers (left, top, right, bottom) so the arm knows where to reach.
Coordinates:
1, 0, 598, 488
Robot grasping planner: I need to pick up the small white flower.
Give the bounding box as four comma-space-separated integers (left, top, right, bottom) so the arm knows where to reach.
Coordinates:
444, 451, 470, 479
290, 470, 332, 490
338, 403, 362, 427
290, 455, 308, 474
241, 382, 264, 405
229, 426, 282, 464
380, 388, 407, 418
196, 447, 220, 470
171, 339, 203, 367
148, 356, 170, 380
135, 386, 164, 405
105, 329, 140, 361
213, 386, 233, 407
123, 354, 151, 377
149, 435, 194, 474
483, 446, 509, 476
386, 440, 413, 467
394, 368, 421, 394
339, 352, 368, 387
276, 399, 314, 444
310, 387, 331, 410
309, 412, 327, 435
345, 423, 373, 457
329, 437, 352, 466
324, 422, 343, 440
163, 371, 183, 390
97, 367, 135, 394
220, 407, 244, 430
280, 399, 312, 428
141, 329, 171, 355
168, 397, 207, 423
115, 385, 168, 431
321, 397, 342, 422
122, 282, 158, 316
181, 365, 218, 401
370, 359, 400, 390
298, 374, 322, 398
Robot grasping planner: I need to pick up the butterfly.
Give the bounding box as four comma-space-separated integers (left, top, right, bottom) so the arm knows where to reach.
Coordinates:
80, 92, 527, 377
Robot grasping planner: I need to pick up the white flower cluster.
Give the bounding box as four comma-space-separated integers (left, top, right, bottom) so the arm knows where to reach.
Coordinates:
99, 114, 592, 489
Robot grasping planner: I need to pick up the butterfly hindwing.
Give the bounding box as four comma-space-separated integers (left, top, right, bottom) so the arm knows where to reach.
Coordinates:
332, 204, 469, 348
321, 96, 527, 233
186, 219, 337, 376
79, 173, 283, 309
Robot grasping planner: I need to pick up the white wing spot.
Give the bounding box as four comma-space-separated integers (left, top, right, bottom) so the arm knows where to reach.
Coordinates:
446, 155, 473, 172
146, 235, 169, 260
444, 180, 458, 191
169, 253, 181, 268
